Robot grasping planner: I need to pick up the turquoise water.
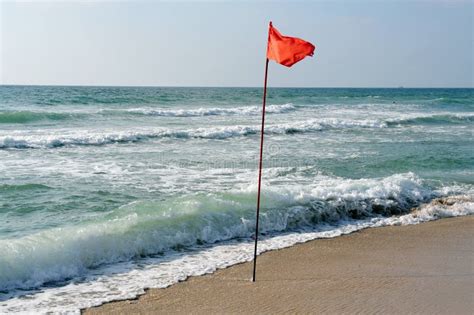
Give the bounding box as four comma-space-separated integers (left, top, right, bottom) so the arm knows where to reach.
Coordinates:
0, 86, 473, 312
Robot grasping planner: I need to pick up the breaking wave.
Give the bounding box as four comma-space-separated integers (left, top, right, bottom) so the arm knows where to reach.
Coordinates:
107, 103, 296, 117
0, 118, 385, 149
1, 172, 472, 293
0, 111, 82, 124
387, 114, 474, 126
1, 113, 471, 149
0, 104, 296, 125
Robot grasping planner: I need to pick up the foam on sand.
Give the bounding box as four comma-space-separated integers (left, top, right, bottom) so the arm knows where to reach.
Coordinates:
1, 173, 473, 313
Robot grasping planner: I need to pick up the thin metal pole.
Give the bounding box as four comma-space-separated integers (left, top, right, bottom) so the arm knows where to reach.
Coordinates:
252, 57, 269, 282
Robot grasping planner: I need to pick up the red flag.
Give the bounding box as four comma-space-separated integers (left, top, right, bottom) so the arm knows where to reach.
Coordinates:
266, 22, 315, 67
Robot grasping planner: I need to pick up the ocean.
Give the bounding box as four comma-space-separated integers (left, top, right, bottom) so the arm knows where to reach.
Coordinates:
0, 86, 473, 313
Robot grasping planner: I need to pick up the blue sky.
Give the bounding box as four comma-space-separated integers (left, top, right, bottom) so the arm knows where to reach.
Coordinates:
1, 1, 472, 87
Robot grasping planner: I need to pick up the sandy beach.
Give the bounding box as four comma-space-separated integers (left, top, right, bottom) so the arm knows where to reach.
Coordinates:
2, 2, 473, 313
84, 216, 473, 314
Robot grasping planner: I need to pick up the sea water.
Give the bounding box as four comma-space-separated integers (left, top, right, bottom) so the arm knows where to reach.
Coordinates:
0, 86, 473, 313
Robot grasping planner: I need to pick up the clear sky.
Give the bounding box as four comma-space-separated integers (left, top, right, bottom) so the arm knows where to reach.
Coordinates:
1, 0, 472, 87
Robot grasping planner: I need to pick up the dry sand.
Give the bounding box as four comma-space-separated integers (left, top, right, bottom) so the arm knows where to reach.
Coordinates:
84, 216, 474, 314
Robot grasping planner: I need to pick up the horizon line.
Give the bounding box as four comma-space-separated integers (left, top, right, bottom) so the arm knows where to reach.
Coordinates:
1, 84, 473, 89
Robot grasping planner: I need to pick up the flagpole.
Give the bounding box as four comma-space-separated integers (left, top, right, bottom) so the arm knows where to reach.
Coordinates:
252, 51, 269, 282
252, 21, 315, 282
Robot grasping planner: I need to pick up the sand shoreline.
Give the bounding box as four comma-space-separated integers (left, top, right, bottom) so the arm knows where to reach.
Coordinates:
84, 216, 474, 314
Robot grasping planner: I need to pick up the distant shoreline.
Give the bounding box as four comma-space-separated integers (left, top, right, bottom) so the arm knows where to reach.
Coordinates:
84, 216, 474, 314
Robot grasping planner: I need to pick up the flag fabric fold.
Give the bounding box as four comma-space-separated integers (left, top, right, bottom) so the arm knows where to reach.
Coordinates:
266, 22, 316, 67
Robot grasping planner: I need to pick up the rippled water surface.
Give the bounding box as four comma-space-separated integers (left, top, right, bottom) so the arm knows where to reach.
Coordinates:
0, 86, 473, 313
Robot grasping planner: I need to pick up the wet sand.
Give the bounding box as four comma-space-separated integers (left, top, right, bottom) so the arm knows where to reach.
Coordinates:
84, 216, 474, 314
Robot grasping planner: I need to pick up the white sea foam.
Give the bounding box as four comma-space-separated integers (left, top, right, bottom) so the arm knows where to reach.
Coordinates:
1, 173, 473, 314
2, 111, 471, 149
0, 118, 386, 149
1, 198, 472, 314
120, 103, 296, 116
0, 104, 294, 124
386, 113, 474, 125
